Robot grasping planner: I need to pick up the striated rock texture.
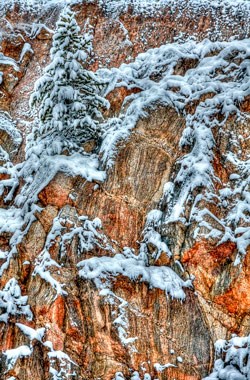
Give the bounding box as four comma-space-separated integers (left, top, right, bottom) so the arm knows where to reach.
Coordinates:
0, 1, 250, 379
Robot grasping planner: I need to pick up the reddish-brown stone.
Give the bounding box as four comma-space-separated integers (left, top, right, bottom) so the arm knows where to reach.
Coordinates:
0, 2, 250, 379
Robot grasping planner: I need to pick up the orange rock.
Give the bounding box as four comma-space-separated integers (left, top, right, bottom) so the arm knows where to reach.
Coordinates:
38, 173, 73, 208
1, 2, 250, 379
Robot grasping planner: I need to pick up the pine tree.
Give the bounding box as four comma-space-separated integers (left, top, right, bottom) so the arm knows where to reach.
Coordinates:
29, 6, 108, 157
0, 7, 108, 271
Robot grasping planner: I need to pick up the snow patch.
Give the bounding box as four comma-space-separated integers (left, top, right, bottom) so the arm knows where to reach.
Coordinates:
4, 345, 32, 370
154, 362, 176, 372
78, 252, 192, 300
204, 334, 250, 380
33, 210, 112, 295
0, 278, 33, 323
100, 288, 138, 351
16, 323, 45, 342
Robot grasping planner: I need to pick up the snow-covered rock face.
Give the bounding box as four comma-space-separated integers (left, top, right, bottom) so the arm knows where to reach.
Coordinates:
0, 1, 250, 380
99, 37, 250, 263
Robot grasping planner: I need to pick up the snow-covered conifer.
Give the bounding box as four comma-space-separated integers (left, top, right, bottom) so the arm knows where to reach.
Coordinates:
0, 278, 33, 323
29, 6, 108, 157
0, 7, 108, 271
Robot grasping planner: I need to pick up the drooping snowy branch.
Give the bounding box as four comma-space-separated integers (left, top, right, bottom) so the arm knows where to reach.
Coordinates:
0, 112, 22, 201
16, 323, 45, 343
204, 335, 250, 380
4, 345, 32, 371
139, 209, 171, 264
33, 210, 113, 296
44, 341, 77, 380
0, 278, 33, 323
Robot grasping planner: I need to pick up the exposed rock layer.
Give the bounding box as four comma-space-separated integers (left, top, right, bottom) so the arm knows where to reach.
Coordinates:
0, 1, 250, 380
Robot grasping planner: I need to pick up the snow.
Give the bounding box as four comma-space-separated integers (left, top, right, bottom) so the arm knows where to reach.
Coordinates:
220, 155, 250, 263
29, 6, 108, 152
214, 339, 227, 355
4, 345, 32, 370
114, 372, 153, 380
204, 335, 250, 380
47, 344, 77, 380
19, 43, 34, 63
98, 0, 250, 17
2, 0, 250, 19
0, 0, 65, 13
99, 38, 249, 176
100, 288, 138, 351
4, 321, 77, 378
98, 37, 250, 259
25, 22, 53, 39
78, 252, 192, 300
0, 7, 107, 276
16, 323, 45, 342
33, 246, 67, 296
18, 153, 105, 206
0, 112, 22, 150
114, 373, 126, 380
0, 278, 33, 323
140, 209, 171, 263
154, 362, 176, 372
0, 53, 19, 71
0, 3, 249, 292
33, 210, 112, 296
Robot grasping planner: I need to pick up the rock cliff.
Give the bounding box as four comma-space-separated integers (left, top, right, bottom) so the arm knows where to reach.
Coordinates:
0, 1, 250, 379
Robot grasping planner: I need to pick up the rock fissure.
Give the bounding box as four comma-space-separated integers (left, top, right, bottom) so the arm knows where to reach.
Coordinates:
0, 1, 250, 380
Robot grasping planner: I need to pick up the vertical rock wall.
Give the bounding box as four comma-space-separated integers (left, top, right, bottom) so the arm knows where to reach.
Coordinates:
0, 1, 250, 379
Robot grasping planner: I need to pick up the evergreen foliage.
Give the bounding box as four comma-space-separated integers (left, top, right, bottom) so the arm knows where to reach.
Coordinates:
0, 6, 107, 276
29, 6, 108, 158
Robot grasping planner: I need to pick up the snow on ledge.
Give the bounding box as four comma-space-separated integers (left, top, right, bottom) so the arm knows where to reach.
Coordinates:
2, 0, 250, 19
98, 0, 250, 16
4, 345, 32, 371
77, 253, 192, 300
154, 362, 176, 372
